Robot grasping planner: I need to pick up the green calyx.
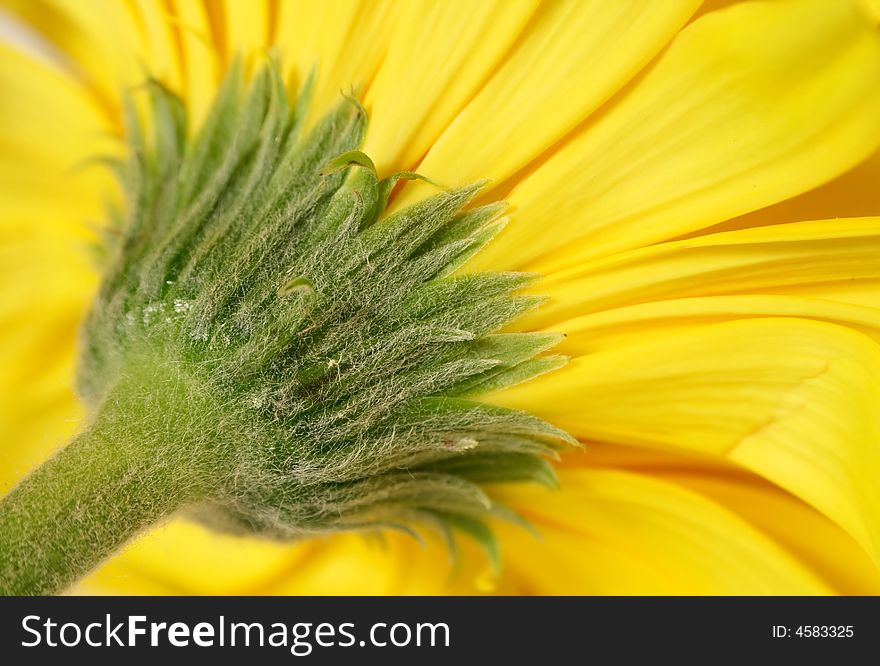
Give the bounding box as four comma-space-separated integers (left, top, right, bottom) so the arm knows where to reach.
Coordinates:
2, 58, 574, 592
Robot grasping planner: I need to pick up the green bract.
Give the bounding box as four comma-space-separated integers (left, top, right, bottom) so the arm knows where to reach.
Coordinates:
1, 59, 573, 594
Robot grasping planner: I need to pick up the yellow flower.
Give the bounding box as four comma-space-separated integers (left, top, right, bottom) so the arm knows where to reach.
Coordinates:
2, 0, 880, 594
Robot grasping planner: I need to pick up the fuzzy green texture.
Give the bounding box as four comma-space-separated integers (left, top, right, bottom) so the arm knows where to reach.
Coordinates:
0, 363, 225, 595
0, 60, 572, 594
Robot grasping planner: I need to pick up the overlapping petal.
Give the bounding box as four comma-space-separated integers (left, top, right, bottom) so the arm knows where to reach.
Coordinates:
1, 0, 879, 596
490, 319, 880, 564
362, 0, 539, 174
468, 0, 880, 273
519, 218, 880, 329
1, 0, 147, 116
71, 447, 880, 595
493, 466, 834, 594
73, 518, 502, 595
554, 295, 880, 354
0, 44, 106, 491
273, 0, 394, 123
545, 447, 880, 595
392, 0, 701, 208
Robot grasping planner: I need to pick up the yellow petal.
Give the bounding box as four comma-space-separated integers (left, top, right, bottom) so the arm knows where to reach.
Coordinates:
74, 519, 305, 595
0, 46, 102, 492
217, 0, 269, 61
766, 281, 880, 312
0, 42, 116, 166
167, 0, 223, 129
468, 0, 880, 273
273, 0, 395, 121
492, 467, 833, 594
519, 217, 880, 330
362, 0, 540, 174
491, 318, 880, 564
1, 0, 147, 115
0, 49, 116, 239
702, 148, 880, 235
668, 470, 880, 595
393, 0, 700, 209
77, 518, 513, 595
263, 533, 500, 596
0, 221, 94, 492
129, 0, 185, 93
0, 44, 114, 242
559, 445, 880, 595
556, 295, 880, 354
860, 0, 880, 23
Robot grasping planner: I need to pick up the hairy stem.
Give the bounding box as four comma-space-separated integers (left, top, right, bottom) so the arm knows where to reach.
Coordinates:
0, 364, 225, 595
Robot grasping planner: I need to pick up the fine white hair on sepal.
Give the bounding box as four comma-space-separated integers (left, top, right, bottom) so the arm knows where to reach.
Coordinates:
78, 57, 574, 566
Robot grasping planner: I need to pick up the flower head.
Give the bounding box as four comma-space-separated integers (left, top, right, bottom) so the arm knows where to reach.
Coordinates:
2, 0, 880, 594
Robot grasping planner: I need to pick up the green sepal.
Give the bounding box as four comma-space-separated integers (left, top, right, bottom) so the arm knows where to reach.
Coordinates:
433, 512, 501, 575
77, 59, 575, 564
421, 452, 560, 489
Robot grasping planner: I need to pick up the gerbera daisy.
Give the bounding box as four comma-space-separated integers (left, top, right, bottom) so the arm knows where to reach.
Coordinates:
2, 0, 880, 595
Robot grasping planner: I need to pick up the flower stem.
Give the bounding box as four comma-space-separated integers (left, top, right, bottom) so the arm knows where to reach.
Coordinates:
0, 365, 223, 595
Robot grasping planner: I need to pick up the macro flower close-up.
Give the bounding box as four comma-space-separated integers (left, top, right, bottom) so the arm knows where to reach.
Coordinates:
2, 0, 880, 596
